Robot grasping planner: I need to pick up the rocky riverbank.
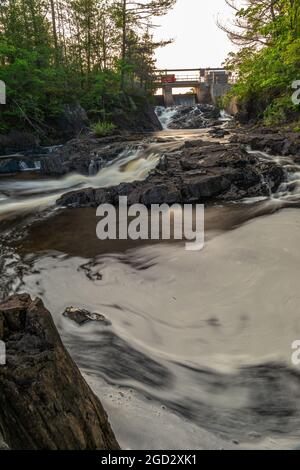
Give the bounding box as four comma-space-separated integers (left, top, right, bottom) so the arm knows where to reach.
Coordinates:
156, 104, 221, 129
230, 126, 300, 157
0, 293, 120, 450
0, 100, 161, 175
40, 133, 150, 176
56, 139, 284, 208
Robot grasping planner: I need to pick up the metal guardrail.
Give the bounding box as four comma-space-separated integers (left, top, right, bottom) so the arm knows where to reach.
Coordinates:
154, 68, 235, 85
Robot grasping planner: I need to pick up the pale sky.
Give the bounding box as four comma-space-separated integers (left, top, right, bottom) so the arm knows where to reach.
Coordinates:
154, 0, 235, 69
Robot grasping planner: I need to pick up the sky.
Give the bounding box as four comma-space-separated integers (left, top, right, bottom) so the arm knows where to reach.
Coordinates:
154, 0, 235, 69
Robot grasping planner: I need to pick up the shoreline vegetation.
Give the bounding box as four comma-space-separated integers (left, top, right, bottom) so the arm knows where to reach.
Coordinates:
220, 0, 300, 126
0, 0, 175, 147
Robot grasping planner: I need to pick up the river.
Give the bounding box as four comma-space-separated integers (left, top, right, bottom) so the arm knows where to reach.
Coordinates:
1, 108, 300, 449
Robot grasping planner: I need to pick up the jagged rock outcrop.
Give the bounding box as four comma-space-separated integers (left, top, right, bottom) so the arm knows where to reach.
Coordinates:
50, 104, 90, 141
112, 99, 162, 133
167, 104, 221, 129
230, 128, 300, 156
40, 134, 148, 175
0, 293, 120, 450
0, 130, 40, 156
56, 141, 284, 208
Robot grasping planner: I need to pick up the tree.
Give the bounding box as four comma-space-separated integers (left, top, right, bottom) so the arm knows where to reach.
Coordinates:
220, 0, 300, 124
0, 0, 175, 132
112, 0, 176, 89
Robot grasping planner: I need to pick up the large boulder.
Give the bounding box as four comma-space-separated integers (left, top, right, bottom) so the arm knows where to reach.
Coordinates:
0, 130, 39, 156
40, 134, 146, 175
111, 97, 162, 132
49, 104, 90, 141
0, 293, 120, 450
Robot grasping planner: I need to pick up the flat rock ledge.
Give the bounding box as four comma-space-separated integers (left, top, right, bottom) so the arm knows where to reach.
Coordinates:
57, 141, 284, 208
0, 293, 120, 450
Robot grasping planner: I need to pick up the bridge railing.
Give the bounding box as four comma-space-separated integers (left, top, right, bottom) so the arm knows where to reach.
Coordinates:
155, 70, 200, 83
155, 68, 235, 85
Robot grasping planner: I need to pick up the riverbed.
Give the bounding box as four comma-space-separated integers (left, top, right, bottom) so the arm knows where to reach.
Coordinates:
1, 111, 300, 449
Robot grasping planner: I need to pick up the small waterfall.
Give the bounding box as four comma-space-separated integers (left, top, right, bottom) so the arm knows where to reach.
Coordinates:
19, 161, 29, 171
19, 159, 41, 172
247, 147, 300, 203
0, 145, 162, 218
219, 109, 232, 122
155, 106, 177, 129
173, 95, 196, 107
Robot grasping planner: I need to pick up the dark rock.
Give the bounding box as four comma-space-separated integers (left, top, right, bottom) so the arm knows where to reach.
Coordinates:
110, 98, 162, 133
40, 135, 149, 175
0, 435, 8, 450
157, 155, 168, 171
57, 142, 284, 207
184, 139, 213, 149
208, 128, 230, 139
52, 104, 89, 140
63, 307, 111, 326
167, 104, 221, 130
0, 293, 120, 450
0, 130, 40, 156
0, 158, 20, 174
230, 129, 300, 156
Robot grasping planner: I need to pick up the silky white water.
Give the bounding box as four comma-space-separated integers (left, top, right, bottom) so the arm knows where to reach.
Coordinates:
0, 147, 161, 219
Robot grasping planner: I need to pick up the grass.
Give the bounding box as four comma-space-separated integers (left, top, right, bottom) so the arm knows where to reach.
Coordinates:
92, 121, 117, 137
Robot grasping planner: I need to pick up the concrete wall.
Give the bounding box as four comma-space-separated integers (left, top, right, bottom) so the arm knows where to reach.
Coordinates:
225, 96, 239, 116
195, 83, 213, 105
158, 82, 232, 107
163, 85, 175, 107
210, 83, 232, 105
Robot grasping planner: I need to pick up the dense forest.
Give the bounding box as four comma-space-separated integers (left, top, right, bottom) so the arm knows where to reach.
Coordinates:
221, 0, 300, 125
1, 0, 299, 137
0, 0, 175, 137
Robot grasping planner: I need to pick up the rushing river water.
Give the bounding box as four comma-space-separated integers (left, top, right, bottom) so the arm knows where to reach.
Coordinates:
2, 109, 300, 449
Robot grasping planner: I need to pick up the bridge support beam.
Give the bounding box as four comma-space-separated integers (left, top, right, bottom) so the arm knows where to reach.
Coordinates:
163, 85, 175, 107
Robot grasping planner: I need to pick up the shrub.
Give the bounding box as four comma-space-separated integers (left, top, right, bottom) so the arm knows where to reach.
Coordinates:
91, 121, 117, 137
263, 97, 299, 126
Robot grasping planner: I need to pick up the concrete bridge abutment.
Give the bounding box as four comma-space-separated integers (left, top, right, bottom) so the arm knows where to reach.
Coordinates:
162, 85, 175, 107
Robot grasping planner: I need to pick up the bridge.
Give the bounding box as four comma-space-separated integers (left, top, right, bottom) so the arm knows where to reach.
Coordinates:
154, 68, 233, 107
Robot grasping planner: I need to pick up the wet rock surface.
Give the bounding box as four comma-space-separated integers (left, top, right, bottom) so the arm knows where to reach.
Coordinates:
57, 140, 284, 208
0, 130, 40, 156
0, 434, 8, 450
63, 307, 111, 326
0, 293, 120, 450
40, 134, 149, 175
230, 127, 300, 156
167, 105, 221, 129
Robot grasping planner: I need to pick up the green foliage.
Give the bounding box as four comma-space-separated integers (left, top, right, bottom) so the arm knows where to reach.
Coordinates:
0, 0, 175, 136
223, 0, 300, 124
263, 96, 299, 125
92, 121, 116, 136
